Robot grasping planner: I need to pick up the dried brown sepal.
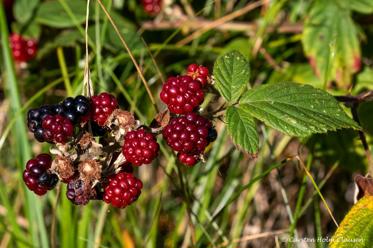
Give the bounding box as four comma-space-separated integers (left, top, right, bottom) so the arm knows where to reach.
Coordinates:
355, 175, 373, 201
51, 155, 75, 182
106, 109, 136, 131
77, 132, 94, 150
68, 178, 97, 205
78, 159, 102, 184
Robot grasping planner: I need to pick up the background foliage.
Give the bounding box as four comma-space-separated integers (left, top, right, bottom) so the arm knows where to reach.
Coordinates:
1, 0, 373, 247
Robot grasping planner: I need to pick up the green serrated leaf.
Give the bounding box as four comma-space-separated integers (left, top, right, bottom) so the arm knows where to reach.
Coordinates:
239, 82, 359, 137
213, 51, 250, 103
14, 0, 39, 24
226, 106, 258, 154
35, 0, 87, 28
330, 196, 373, 248
302, 0, 360, 87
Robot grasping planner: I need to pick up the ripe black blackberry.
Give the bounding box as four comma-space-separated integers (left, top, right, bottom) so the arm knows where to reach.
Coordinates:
61, 95, 90, 124
160, 75, 204, 114
103, 172, 143, 208
122, 129, 159, 166
162, 113, 212, 155
23, 154, 59, 195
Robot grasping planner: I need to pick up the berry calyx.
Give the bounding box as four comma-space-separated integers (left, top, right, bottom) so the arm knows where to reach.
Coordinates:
162, 113, 212, 155
91, 92, 118, 126
178, 153, 200, 166
186, 64, 209, 86
103, 172, 143, 208
160, 75, 204, 114
122, 129, 159, 166
42, 114, 74, 144
141, 0, 162, 15
9, 33, 37, 63
23, 154, 58, 195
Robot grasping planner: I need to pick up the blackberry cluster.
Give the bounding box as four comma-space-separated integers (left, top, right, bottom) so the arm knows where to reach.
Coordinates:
23, 154, 58, 195
160, 64, 217, 166
23, 63, 217, 208
9, 33, 37, 63
122, 129, 159, 166
103, 172, 143, 208
23, 92, 153, 209
163, 113, 215, 166
160, 75, 204, 114
27, 95, 90, 143
141, 0, 162, 15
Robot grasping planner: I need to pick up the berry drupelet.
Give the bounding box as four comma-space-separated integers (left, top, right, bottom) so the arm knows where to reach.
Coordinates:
42, 114, 74, 144
9, 33, 37, 63
103, 172, 143, 208
177, 153, 200, 167
141, 0, 162, 15
91, 92, 118, 126
163, 112, 212, 155
186, 64, 209, 86
122, 129, 159, 166
160, 75, 204, 114
23, 154, 58, 195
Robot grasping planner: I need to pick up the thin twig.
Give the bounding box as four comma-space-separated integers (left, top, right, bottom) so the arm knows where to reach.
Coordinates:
97, 0, 158, 112
84, 0, 93, 97
295, 156, 339, 227
176, 0, 264, 46
335, 91, 373, 175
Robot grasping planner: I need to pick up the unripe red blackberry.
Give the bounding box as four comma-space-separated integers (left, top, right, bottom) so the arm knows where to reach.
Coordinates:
91, 92, 118, 126
163, 113, 212, 155
141, 0, 162, 15
160, 76, 204, 114
9, 33, 37, 63
103, 172, 143, 208
42, 114, 74, 144
122, 129, 159, 166
186, 64, 209, 86
178, 153, 200, 166
23, 154, 58, 195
